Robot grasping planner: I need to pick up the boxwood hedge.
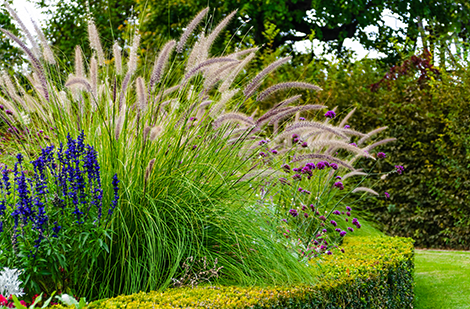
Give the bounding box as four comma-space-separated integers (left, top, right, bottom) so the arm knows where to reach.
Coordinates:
52, 236, 414, 308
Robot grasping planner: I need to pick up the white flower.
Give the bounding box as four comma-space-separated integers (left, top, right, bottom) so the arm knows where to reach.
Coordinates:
0, 267, 24, 298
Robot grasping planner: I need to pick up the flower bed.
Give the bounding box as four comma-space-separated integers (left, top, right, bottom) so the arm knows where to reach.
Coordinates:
52, 236, 413, 308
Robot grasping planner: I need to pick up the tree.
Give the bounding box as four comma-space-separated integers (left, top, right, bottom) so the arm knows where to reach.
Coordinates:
136, 0, 470, 63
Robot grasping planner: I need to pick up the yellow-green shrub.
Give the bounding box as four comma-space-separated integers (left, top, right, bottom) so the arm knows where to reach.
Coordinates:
52, 236, 414, 308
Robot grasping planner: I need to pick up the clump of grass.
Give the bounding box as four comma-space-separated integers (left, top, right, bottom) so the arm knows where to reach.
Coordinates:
0, 7, 397, 300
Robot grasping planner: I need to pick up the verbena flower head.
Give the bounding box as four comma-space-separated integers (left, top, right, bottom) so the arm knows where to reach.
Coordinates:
289, 209, 298, 217
316, 162, 325, 170
324, 110, 336, 119
395, 165, 405, 174
377, 152, 386, 159
344, 125, 350, 129
385, 192, 390, 198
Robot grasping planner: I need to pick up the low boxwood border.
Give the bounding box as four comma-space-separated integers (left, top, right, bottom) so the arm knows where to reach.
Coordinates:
54, 236, 414, 308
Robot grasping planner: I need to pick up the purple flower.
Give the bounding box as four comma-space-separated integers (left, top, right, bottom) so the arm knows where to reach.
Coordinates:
339, 231, 347, 237
0, 105, 3, 110
298, 187, 303, 192
301, 205, 307, 211
324, 110, 336, 119
281, 219, 288, 223
349, 142, 357, 147
301, 166, 311, 175
310, 204, 315, 211
301, 189, 311, 194
189, 117, 197, 121
377, 152, 386, 159
344, 125, 350, 129
304, 213, 309, 218
292, 167, 300, 172
301, 142, 308, 148
322, 229, 327, 233
319, 215, 326, 221
330, 220, 337, 227
279, 177, 290, 185
348, 227, 354, 232
335, 176, 342, 179
332, 210, 341, 215
192, 145, 198, 150
259, 152, 266, 157
293, 138, 299, 143
258, 140, 267, 145
335, 228, 341, 232
271, 149, 278, 154
282, 164, 291, 173
289, 209, 299, 217
340, 248, 345, 253
306, 163, 315, 170
395, 165, 405, 175
345, 218, 348, 222
330, 163, 338, 170
5, 110, 13, 115
385, 192, 390, 199
316, 162, 325, 170
346, 211, 351, 217
334, 181, 344, 190
299, 117, 306, 121
292, 134, 299, 139
326, 251, 332, 255
292, 174, 302, 181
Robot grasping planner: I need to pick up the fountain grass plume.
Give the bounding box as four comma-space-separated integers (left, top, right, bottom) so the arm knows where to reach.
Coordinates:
339, 107, 356, 128
87, 18, 105, 65
352, 187, 379, 196
75, 46, 85, 77
149, 40, 176, 93
243, 56, 291, 98
342, 171, 368, 180
278, 121, 349, 140
113, 42, 122, 75
0, 29, 49, 101
363, 137, 397, 151
31, 18, 55, 64
4, 3, 40, 58
357, 126, 389, 146
176, 7, 209, 53
268, 105, 327, 125
256, 82, 322, 101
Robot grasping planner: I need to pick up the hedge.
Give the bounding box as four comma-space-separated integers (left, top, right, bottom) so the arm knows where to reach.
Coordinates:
53, 236, 414, 308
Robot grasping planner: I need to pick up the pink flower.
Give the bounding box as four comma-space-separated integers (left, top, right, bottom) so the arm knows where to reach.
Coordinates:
0, 295, 7, 306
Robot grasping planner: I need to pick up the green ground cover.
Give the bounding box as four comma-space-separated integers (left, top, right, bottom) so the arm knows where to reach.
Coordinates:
415, 250, 470, 309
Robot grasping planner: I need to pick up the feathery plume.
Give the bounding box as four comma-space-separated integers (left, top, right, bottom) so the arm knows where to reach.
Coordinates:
243, 56, 291, 98
65, 76, 93, 92
75, 46, 85, 77
150, 126, 162, 141
357, 126, 389, 146
114, 114, 124, 141
268, 105, 326, 125
87, 18, 105, 65
257, 82, 322, 101
31, 19, 55, 64
128, 31, 141, 73
291, 154, 356, 171
136, 77, 147, 112
145, 158, 156, 183
342, 171, 368, 180
238, 168, 282, 182
340, 128, 366, 137
271, 95, 302, 110
226, 47, 259, 59
90, 57, 98, 97
278, 121, 348, 140
204, 10, 238, 54
352, 187, 379, 196
184, 57, 238, 81
339, 107, 356, 128
363, 138, 397, 151
143, 125, 152, 140
213, 112, 255, 129
4, 3, 40, 58
119, 73, 132, 111
0, 29, 49, 101
176, 7, 209, 53
149, 40, 176, 93
113, 42, 122, 75
219, 52, 256, 93
308, 140, 372, 158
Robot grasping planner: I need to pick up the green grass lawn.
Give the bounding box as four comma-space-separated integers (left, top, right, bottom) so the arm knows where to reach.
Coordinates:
414, 250, 470, 309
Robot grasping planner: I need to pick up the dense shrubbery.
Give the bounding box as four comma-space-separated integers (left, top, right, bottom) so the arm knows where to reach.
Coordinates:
50, 236, 414, 309
265, 51, 469, 248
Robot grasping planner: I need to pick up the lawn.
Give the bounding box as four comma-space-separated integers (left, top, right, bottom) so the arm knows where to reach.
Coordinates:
414, 250, 470, 309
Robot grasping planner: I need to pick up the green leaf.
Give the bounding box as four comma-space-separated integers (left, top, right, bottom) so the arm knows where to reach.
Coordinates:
11, 295, 27, 309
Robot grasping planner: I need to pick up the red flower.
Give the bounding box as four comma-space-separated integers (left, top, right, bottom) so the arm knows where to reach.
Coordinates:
0, 295, 7, 306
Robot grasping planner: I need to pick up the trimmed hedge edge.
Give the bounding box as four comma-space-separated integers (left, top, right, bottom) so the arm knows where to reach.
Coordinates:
55, 236, 414, 308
